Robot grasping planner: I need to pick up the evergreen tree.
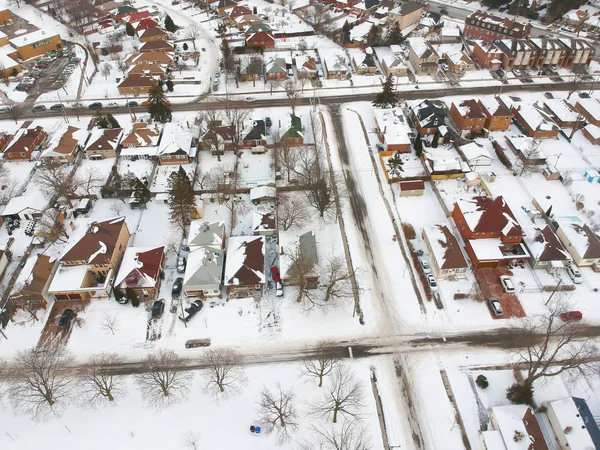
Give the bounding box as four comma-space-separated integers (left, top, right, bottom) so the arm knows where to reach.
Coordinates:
132, 178, 151, 209
367, 24, 381, 47
506, 382, 534, 407
386, 152, 404, 178
165, 79, 174, 92
168, 166, 196, 232
341, 21, 351, 45
482, 0, 510, 8
94, 111, 120, 129
126, 287, 140, 307
372, 74, 398, 108
114, 288, 128, 304
431, 129, 440, 148
125, 22, 135, 37
146, 85, 172, 123
414, 133, 423, 158
183, 42, 188, 51
164, 14, 177, 32
387, 22, 404, 45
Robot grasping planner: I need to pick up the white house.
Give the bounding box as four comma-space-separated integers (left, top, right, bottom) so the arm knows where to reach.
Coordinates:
546, 397, 600, 450
459, 142, 493, 167
1, 191, 47, 221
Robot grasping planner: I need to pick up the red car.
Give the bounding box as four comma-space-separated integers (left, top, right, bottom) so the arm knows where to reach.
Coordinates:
560, 311, 583, 322
270, 266, 281, 282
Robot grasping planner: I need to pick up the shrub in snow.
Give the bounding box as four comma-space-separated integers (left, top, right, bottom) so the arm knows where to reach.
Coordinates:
506, 382, 534, 407
126, 288, 139, 307
475, 374, 489, 389
114, 288, 128, 305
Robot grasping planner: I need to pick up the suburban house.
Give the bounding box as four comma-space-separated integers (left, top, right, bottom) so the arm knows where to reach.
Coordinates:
505, 136, 547, 166
242, 120, 267, 147
252, 212, 276, 236
510, 102, 560, 139
449, 100, 487, 133
279, 230, 318, 288
124, 51, 173, 67
186, 220, 226, 251
374, 108, 412, 151
380, 49, 408, 77
482, 405, 548, 450
555, 216, 600, 266
523, 225, 571, 272
295, 55, 318, 79
463, 11, 532, 40
389, 2, 423, 30
422, 224, 468, 279
48, 217, 131, 301
543, 99, 578, 129
201, 122, 234, 155
453, 196, 528, 268
228, 5, 252, 20
398, 180, 425, 196
352, 51, 377, 75
444, 51, 474, 73
458, 142, 493, 167
472, 41, 503, 69
478, 97, 512, 131
3, 126, 46, 161
265, 57, 287, 80
281, 114, 303, 145
217, 0, 237, 14
246, 31, 275, 47
139, 27, 168, 43
496, 39, 537, 70
559, 37, 595, 68
157, 122, 197, 164
1, 191, 46, 221
411, 99, 446, 135
250, 186, 276, 204
40, 125, 87, 164
127, 63, 167, 80
224, 235, 265, 298
119, 123, 161, 160
236, 14, 262, 27
546, 397, 600, 450
139, 40, 174, 53
574, 98, 600, 126
7, 254, 55, 312
0, 133, 11, 154
323, 55, 348, 80
184, 246, 225, 298
134, 18, 159, 32
239, 56, 263, 82
85, 128, 123, 160
114, 246, 165, 300
408, 37, 439, 75
529, 38, 567, 68
117, 75, 158, 96
583, 124, 600, 145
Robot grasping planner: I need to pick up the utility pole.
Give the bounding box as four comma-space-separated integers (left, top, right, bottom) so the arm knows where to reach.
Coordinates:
545, 278, 562, 305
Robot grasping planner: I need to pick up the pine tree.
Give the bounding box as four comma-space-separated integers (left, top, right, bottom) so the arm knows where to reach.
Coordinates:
164, 14, 177, 32
126, 287, 140, 307
146, 85, 172, 123
165, 79, 174, 92
168, 166, 196, 232
125, 22, 135, 37
94, 111, 120, 129
386, 152, 404, 178
132, 178, 151, 209
183, 42, 188, 51
414, 132, 423, 157
341, 21, 351, 44
387, 22, 404, 45
372, 74, 398, 108
431, 129, 440, 148
367, 24, 381, 47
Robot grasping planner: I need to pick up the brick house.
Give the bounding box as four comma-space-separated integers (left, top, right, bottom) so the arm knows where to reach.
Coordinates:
281, 115, 303, 145
3, 126, 46, 161
464, 11, 532, 40
478, 97, 512, 131
139, 27, 168, 43
529, 38, 567, 69
114, 246, 165, 300
265, 57, 286, 80
7, 254, 55, 312
139, 40, 174, 53
422, 224, 468, 279
242, 120, 266, 148
246, 31, 275, 47
511, 103, 560, 139
574, 98, 600, 126
449, 100, 487, 133
559, 38, 595, 68
125, 51, 173, 67
583, 124, 600, 145
374, 108, 412, 151
85, 128, 123, 160
444, 51, 475, 73
323, 55, 348, 80
0, 132, 10, 153
224, 236, 265, 298
543, 99, 578, 129
411, 99, 446, 135
472, 40, 503, 69
117, 75, 158, 96
201, 122, 235, 154
157, 122, 197, 165
496, 39, 537, 70
127, 63, 166, 80
41, 125, 88, 164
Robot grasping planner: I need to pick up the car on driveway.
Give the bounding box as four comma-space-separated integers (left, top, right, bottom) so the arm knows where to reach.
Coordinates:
172, 277, 183, 297
275, 280, 284, 297
500, 275, 515, 294
488, 297, 504, 317
560, 311, 582, 322
58, 309, 75, 327
544, 92, 554, 99
579, 92, 591, 99
566, 263, 582, 284
271, 266, 281, 282
179, 299, 203, 323
88, 102, 103, 109
420, 259, 431, 274
31, 105, 47, 112
151, 299, 165, 319
177, 256, 187, 274
426, 273, 438, 291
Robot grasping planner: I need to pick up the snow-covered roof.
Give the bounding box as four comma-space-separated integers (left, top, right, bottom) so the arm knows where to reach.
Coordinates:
516, 103, 559, 133
480, 430, 507, 450
224, 236, 265, 286
84, 128, 123, 152
585, 123, 600, 139
523, 225, 571, 263
9, 29, 59, 48
445, 51, 473, 66
250, 185, 276, 201
48, 264, 112, 293
505, 136, 547, 160
42, 124, 88, 158
422, 224, 468, 270
121, 123, 161, 147
1, 190, 47, 216
408, 37, 437, 59
119, 146, 159, 157
252, 212, 276, 233
323, 54, 348, 73
478, 97, 512, 117
555, 216, 600, 260
543, 99, 578, 123
374, 108, 411, 147
187, 220, 225, 250
576, 98, 600, 120
157, 122, 195, 157
455, 196, 523, 237
115, 246, 164, 288
184, 246, 224, 287
548, 397, 600, 449
60, 217, 127, 266
459, 142, 492, 162
491, 405, 544, 450
279, 230, 318, 279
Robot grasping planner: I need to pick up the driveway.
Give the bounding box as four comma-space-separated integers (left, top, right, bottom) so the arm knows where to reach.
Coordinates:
474, 268, 526, 319
37, 299, 89, 348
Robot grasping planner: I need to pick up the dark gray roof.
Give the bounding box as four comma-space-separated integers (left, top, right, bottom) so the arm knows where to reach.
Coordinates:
573, 397, 600, 448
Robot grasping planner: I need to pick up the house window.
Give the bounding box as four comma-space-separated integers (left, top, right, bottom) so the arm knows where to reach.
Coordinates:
20, 152, 24, 157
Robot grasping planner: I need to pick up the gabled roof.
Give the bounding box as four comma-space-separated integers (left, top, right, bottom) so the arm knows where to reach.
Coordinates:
229, 5, 252, 18
118, 76, 159, 88
139, 40, 174, 52
453, 99, 486, 119
245, 23, 272, 34
459, 142, 492, 162
279, 230, 318, 279
423, 224, 468, 270
125, 52, 174, 66
225, 236, 265, 286
121, 123, 161, 147
115, 246, 164, 288
246, 30, 275, 44
61, 217, 128, 266
356, 52, 376, 68
157, 122, 194, 157
524, 225, 570, 263
218, 0, 236, 8
139, 27, 168, 39
187, 220, 225, 249
4, 126, 45, 156
243, 120, 266, 142
282, 115, 303, 140
412, 99, 446, 129
478, 97, 512, 118
2, 191, 47, 216
324, 55, 347, 73
184, 246, 224, 287
253, 212, 276, 233
455, 196, 523, 237
491, 404, 548, 450
556, 216, 600, 260
85, 128, 123, 152
373, 108, 411, 147
266, 57, 286, 73
42, 125, 88, 158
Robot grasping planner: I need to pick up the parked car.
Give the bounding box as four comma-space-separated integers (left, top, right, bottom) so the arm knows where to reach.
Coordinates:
88, 102, 103, 109
172, 277, 183, 297
500, 275, 515, 294
179, 299, 203, 323
579, 92, 591, 99
420, 259, 431, 274
214, 70, 220, 79
31, 105, 47, 112
151, 299, 165, 319
50, 103, 64, 111
560, 311, 583, 322
440, 8, 448, 15
271, 266, 281, 282
488, 297, 504, 317
58, 309, 75, 327
566, 263, 583, 284
127, 101, 139, 107
275, 280, 284, 297
544, 92, 554, 99
0, 107, 8, 114
107, 102, 118, 108
265, 117, 272, 127
426, 273, 438, 291
177, 256, 187, 274
245, 96, 256, 102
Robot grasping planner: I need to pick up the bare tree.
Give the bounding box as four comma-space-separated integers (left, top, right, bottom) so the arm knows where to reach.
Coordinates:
567, 69, 587, 100
201, 348, 246, 398
109, 202, 124, 216
35, 160, 77, 200
185, 24, 201, 50
223, 106, 250, 154
206, 164, 235, 204
277, 193, 310, 231
136, 349, 193, 409
257, 384, 298, 443
286, 241, 318, 305
273, 133, 299, 183
295, 145, 320, 185
6, 100, 21, 124
9, 348, 74, 420
285, 80, 300, 115
302, 3, 330, 32
515, 138, 542, 177
311, 365, 364, 423
80, 353, 125, 405
37, 209, 69, 244
305, 173, 337, 219
101, 63, 111, 79
201, 109, 225, 161
268, 79, 282, 95
321, 256, 353, 305
302, 340, 338, 387
181, 430, 201, 449
101, 312, 119, 335
76, 167, 104, 196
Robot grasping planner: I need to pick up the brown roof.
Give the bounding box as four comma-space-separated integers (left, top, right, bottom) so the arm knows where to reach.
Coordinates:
573, 223, 600, 259
121, 123, 160, 147
86, 128, 122, 152
456, 196, 523, 237
435, 225, 468, 269
229, 5, 252, 18
456, 99, 486, 119
116, 246, 164, 289
139, 40, 174, 52
4, 126, 45, 156
127, 63, 166, 76
227, 237, 264, 285
125, 51, 173, 66
522, 407, 549, 450
140, 27, 168, 38
533, 225, 570, 262
118, 76, 158, 88
9, 254, 54, 306
479, 98, 512, 118
61, 217, 128, 265
51, 126, 81, 155
399, 180, 425, 191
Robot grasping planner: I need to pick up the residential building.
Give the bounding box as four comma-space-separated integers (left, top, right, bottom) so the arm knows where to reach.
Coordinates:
186, 220, 226, 251
574, 98, 600, 126
120, 123, 161, 161
352, 52, 377, 75
464, 11, 532, 40
449, 100, 487, 133
583, 124, 600, 145
49, 217, 131, 301
235, 14, 263, 30
246, 31, 275, 47
250, 186, 276, 204
543, 99, 578, 128
114, 246, 165, 300
265, 57, 286, 80
444, 51, 474, 73
505, 136, 547, 166
389, 2, 423, 30
411, 99, 446, 135
422, 224, 468, 279
41, 125, 88, 164
7, 254, 55, 312
408, 37, 439, 75
184, 246, 225, 298
379, 51, 408, 77
139, 40, 174, 53
485, 405, 548, 450
9, 30, 63, 60
117, 75, 158, 96
323, 55, 348, 80
281, 115, 303, 145
139, 27, 168, 43
295, 55, 318, 79
0, 133, 10, 153
496, 39, 536, 70
398, 180, 425, 196
523, 225, 571, 272
1, 191, 46, 221
478, 97, 512, 131
224, 235, 265, 298
555, 216, 600, 266
134, 18, 159, 32
85, 128, 123, 160
217, 0, 237, 14
3, 126, 46, 161
546, 398, 600, 450
124, 51, 173, 67
511, 102, 560, 139
239, 56, 263, 82
529, 38, 567, 69
279, 230, 318, 288
472, 40, 503, 69
559, 37, 595, 68
458, 142, 493, 167
252, 212, 276, 236
373, 108, 412, 151
201, 122, 234, 154
157, 122, 197, 165
127, 63, 166, 80
242, 120, 267, 147
0, 9, 11, 25
228, 5, 252, 20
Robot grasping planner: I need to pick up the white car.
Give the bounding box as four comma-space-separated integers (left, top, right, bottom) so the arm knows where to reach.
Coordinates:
566, 263, 583, 284
420, 258, 431, 274
500, 275, 515, 294
275, 281, 283, 297
426, 274, 438, 291
245, 96, 256, 103
107, 102, 118, 108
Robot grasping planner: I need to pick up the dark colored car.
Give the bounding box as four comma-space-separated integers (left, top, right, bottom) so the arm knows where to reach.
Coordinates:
172, 277, 183, 297
31, 105, 47, 112
151, 299, 165, 319
560, 311, 583, 322
58, 309, 74, 327
579, 92, 591, 99
88, 102, 103, 109
127, 101, 139, 107
179, 300, 204, 323
270, 266, 281, 282
265, 117, 272, 127
50, 103, 64, 111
